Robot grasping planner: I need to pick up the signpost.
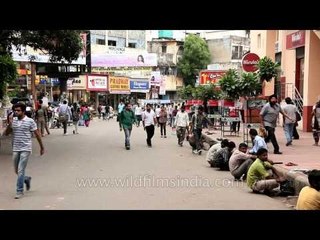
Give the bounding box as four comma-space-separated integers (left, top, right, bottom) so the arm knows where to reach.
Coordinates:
241, 53, 260, 72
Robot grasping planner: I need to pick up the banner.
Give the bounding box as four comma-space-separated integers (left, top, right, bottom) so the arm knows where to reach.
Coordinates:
86, 75, 108, 91
109, 76, 130, 94
67, 75, 87, 90
92, 53, 157, 67
150, 71, 161, 86
130, 79, 150, 93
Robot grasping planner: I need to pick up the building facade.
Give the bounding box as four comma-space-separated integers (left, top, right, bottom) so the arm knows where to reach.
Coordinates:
204, 30, 250, 72
250, 30, 320, 132
147, 38, 184, 101
90, 30, 157, 108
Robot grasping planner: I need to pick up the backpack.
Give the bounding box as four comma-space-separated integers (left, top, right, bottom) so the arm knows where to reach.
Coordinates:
72, 108, 80, 121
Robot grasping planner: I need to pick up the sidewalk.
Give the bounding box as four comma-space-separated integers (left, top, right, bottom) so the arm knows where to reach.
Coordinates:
202, 126, 320, 194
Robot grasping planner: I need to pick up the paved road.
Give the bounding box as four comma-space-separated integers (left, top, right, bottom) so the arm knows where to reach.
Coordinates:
0, 118, 291, 209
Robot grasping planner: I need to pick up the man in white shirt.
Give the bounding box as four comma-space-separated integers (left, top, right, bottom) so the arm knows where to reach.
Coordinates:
155, 105, 161, 127
282, 97, 297, 146
134, 104, 143, 127
58, 100, 72, 135
142, 103, 157, 147
4, 102, 44, 199
174, 105, 189, 146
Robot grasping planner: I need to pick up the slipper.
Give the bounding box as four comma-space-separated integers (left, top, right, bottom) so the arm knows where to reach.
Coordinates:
285, 162, 298, 166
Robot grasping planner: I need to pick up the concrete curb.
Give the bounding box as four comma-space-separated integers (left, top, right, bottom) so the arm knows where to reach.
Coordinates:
273, 165, 309, 195
202, 132, 310, 195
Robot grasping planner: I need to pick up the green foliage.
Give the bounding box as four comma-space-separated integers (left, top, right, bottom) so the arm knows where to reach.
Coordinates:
178, 83, 221, 101
219, 69, 262, 100
0, 30, 83, 99
218, 69, 240, 100
193, 83, 221, 101
177, 84, 194, 100
238, 72, 262, 97
257, 56, 280, 82
0, 30, 83, 63
7, 85, 22, 98
0, 54, 17, 99
177, 34, 211, 86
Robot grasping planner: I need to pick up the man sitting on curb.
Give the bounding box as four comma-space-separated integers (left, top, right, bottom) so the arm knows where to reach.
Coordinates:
211, 141, 236, 171
296, 169, 320, 210
249, 128, 267, 154
247, 148, 285, 195
229, 143, 256, 181
206, 139, 229, 167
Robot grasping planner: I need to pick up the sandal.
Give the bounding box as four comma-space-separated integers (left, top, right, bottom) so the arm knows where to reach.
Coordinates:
285, 162, 298, 166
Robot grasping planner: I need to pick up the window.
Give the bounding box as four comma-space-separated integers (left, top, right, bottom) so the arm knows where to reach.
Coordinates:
91, 34, 106, 45
128, 42, 136, 48
108, 40, 117, 46
231, 45, 243, 59
97, 38, 106, 45
162, 45, 167, 53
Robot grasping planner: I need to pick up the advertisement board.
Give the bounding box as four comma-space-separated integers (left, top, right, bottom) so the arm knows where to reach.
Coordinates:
109, 76, 130, 94
86, 75, 108, 91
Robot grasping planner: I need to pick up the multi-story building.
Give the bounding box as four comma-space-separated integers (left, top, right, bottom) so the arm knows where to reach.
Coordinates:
203, 30, 250, 72
250, 30, 320, 131
90, 30, 157, 108
147, 33, 184, 101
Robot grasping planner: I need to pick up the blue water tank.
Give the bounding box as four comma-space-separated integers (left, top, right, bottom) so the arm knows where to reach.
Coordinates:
158, 30, 173, 39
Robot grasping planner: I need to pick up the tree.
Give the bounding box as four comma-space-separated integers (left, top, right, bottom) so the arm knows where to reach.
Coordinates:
0, 30, 84, 99
219, 69, 262, 100
0, 54, 17, 99
177, 34, 211, 86
177, 84, 195, 100
238, 72, 262, 98
193, 84, 221, 101
257, 56, 280, 82
219, 69, 241, 100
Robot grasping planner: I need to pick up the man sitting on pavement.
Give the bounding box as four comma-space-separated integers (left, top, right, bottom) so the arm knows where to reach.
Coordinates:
249, 128, 267, 154
206, 139, 229, 167
211, 141, 236, 171
296, 169, 320, 210
247, 148, 284, 195
229, 143, 256, 181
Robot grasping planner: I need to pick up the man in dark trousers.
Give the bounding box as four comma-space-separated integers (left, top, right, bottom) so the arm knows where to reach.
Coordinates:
142, 103, 157, 147
260, 95, 294, 154
119, 102, 136, 150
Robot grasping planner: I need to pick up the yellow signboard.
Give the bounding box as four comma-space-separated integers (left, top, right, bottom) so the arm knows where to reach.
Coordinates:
109, 76, 130, 94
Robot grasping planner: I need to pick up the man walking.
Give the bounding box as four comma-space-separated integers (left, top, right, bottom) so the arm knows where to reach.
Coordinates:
260, 95, 294, 154
174, 105, 189, 146
190, 105, 212, 154
119, 103, 136, 150
142, 103, 157, 147
282, 97, 297, 146
4, 102, 45, 199
58, 100, 72, 135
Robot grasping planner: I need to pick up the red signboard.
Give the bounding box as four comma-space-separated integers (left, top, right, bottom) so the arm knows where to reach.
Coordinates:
185, 100, 203, 106
207, 100, 219, 107
242, 53, 260, 72
286, 30, 305, 49
199, 70, 226, 85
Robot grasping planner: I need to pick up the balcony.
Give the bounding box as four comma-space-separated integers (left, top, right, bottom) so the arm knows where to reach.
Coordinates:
157, 53, 174, 66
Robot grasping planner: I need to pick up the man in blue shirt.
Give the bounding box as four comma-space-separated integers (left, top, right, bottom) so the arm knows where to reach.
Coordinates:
249, 128, 267, 154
